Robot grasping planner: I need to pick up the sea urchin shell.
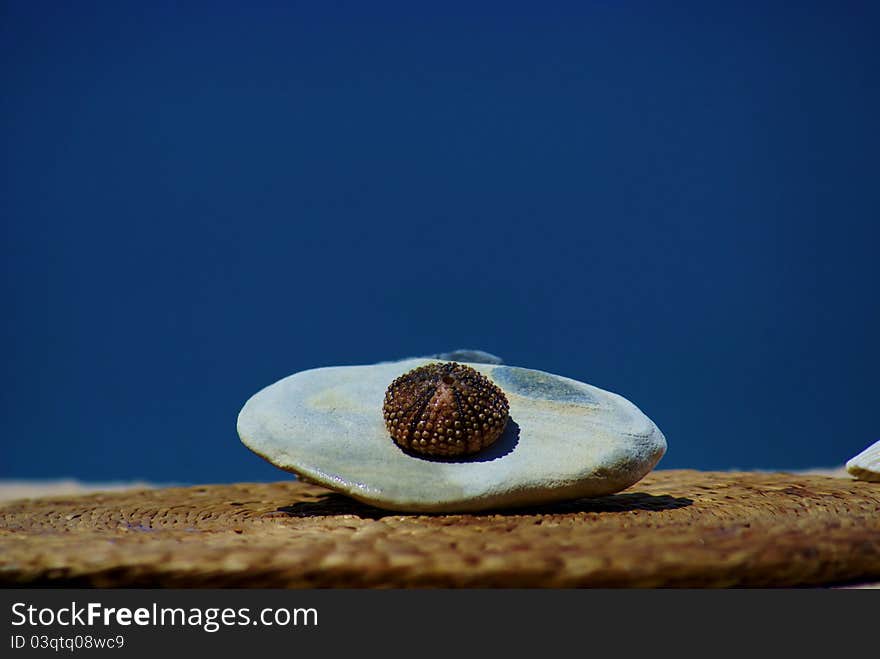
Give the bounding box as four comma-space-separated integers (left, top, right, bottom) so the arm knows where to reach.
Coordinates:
383, 362, 510, 458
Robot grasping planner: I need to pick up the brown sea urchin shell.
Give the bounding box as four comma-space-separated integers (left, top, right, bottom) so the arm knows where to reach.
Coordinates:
382, 362, 510, 458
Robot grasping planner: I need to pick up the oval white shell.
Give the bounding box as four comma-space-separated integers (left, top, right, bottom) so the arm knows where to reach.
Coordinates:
846, 440, 880, 482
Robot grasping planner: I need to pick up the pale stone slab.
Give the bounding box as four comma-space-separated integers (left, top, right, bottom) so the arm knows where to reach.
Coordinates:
237, 359, 667, 512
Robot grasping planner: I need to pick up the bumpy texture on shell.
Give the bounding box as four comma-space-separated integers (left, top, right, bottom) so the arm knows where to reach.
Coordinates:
383, 362, 509, 457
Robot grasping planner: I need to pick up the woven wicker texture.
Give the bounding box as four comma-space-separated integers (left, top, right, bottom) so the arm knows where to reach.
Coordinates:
1, 470, 878, 587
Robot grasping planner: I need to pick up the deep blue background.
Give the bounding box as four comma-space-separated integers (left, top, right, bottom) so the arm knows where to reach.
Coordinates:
3, 2, 878, 484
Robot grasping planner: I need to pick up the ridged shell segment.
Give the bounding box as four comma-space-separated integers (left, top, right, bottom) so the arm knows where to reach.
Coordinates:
383, 362, 509, 457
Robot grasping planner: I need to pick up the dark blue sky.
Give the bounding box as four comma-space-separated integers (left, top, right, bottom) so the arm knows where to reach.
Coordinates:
3, 2, 878, 483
